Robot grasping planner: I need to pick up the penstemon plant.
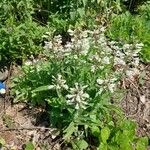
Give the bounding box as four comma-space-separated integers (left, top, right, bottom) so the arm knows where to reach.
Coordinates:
11, 26, 148, 149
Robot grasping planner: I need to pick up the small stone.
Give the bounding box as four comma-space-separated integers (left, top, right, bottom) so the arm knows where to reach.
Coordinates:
0, 66, 8, 81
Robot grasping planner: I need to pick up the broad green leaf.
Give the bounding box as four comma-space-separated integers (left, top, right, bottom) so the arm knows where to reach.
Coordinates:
72, 139, 88, 150
108, 144, 119, 150
98, 143, 108, 150
91, 126, 100, 137
116, 132, 133, 150
101, 127, 110, 143
25, 142, 34, 150
136, 137, 148, 150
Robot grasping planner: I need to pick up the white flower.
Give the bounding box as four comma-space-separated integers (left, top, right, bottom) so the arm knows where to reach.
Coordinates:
100, 27, 105, 32
123, 44, 130, 49
133, 57, 140, 66
116, 51, 125, 58
91, 65, 96, 72
109, 41, 116, 45
54, 35, 62, 44
97, 79, 104, 85
66, 83, 89, 109
103, 56, 110, 64
68, 29, 74, 36
114, 57, 126, 65
24, 60, 32, 66
89, 53, 101, 62
51, 74, 68, 90
135, 43, 144, 49
81, 38, 90, 54
108, 83, 116, 93
44, 41, 53, 50
105, 46, 112, 53
81, 31, 88, 38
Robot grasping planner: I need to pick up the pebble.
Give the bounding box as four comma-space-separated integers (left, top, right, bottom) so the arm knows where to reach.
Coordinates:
0, 66, 8, 81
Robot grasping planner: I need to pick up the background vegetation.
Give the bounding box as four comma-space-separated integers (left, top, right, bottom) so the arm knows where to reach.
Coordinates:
0, 0, 150, 149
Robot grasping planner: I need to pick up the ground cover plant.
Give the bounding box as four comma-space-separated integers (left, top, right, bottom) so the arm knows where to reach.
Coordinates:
0, 0, 150, 149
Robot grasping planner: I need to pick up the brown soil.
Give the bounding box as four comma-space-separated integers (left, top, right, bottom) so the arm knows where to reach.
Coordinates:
120, 63, 150, 137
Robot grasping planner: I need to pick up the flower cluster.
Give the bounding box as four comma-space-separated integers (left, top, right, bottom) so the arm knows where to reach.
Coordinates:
96, 76, 118, 94
48, 74, 68, 90
41, 26, 144, 109
66, 83, 89, 109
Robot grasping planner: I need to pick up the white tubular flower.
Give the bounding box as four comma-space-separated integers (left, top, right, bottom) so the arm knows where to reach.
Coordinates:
91, 65, 96, 72
68, 29, 74, 36
108, 83, 116, 93
114, 57, 126, 65
97, 79, 104, 85
135, 43, 144, 49
54, 35, 62, 44
81, 30, 88, 38
103, 56, 110, 64
44, 41, 53, 50
123, 44, 130, 50
52, 74, 68, 90
66, 83, 89, 109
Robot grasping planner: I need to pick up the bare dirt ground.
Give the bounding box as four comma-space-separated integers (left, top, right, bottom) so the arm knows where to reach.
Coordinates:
0, 63, 149, 149
120, 63, 150, 137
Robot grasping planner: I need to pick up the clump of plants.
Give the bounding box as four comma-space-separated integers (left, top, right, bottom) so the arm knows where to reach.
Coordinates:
11, 27, 148, 149
106, 2, 150, 62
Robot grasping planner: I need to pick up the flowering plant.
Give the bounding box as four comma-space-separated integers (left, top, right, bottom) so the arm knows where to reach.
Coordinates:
11, 26, 147, 149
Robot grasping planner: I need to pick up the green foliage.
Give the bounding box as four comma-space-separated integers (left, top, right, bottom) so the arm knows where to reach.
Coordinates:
0, 137, 6, 147
25, 142, 34, 150
106, 9, 150, 62
11, 27, 148, 149
2, 0, 149, 149
0, 20, 46, 62
0, 0, 47, 62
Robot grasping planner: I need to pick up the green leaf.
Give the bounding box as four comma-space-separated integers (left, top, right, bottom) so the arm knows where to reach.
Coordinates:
25, 142, 34, 150
77, 8, 85, 17
136, 137, 148, 150
0, 137, 6, 145
32, 85, 52, 92
72, 139, 88, 150
115, 131, 133, 150
98, 143, 108, 150
101, 127, 110, 143
91, 126, 100, 137
63, 122, 76, 140
82, 0, 88, 7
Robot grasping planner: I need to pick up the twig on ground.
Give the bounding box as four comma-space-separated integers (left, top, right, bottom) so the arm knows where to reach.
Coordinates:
0, 126, 53, 132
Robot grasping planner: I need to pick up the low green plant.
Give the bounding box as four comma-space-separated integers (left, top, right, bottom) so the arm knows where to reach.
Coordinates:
11, 28, 148, 149
0, 19, 46, 62
106, 10, 150, 62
